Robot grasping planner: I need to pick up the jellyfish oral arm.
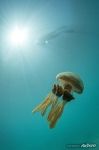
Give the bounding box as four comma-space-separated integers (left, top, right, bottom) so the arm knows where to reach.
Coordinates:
52, 84, 74, 101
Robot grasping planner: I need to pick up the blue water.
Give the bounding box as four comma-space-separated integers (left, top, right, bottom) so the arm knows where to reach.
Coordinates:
0, 0, 99, 150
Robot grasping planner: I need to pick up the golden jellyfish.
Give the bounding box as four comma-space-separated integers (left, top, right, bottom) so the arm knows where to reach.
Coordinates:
32, 72, 84, 128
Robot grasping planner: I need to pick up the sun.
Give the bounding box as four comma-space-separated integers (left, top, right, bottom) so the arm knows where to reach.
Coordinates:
8, 25, 29, 47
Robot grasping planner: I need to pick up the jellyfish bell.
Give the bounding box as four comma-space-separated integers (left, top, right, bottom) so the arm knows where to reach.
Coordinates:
56, 72, 84, 94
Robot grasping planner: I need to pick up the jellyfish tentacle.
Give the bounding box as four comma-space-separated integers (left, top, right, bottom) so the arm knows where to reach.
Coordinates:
47, 84, 63, 121
40, 93, 58, 116
47, 96, 59, 121
48, 101, 61, 122
51, 94, 58, 107
40, 98, 52, 116
49, 103, 65, 128
40, 94, 53, 116
47, 102, 58, 121
32, 92, 58, 116
32, 93, 52, 114
48, 101, 67, 128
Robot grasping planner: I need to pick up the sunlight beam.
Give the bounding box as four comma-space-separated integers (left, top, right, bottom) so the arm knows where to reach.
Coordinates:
8, 25, 29, 47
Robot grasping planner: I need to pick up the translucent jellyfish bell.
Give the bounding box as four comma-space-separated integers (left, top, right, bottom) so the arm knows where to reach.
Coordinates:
56, 72, 84, 94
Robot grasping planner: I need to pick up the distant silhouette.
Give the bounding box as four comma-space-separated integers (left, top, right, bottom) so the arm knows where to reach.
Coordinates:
38, 26, 74, 45
37, 25, 99, 45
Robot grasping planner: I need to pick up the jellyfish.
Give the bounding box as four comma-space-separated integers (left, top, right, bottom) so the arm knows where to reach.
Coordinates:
32, 72, 84, 128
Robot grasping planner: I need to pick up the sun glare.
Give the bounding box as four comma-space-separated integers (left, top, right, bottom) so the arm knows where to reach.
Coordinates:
8, 25, 29, 47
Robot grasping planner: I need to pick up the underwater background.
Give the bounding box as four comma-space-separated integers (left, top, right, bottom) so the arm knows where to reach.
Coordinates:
0, 0, 99, 150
